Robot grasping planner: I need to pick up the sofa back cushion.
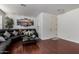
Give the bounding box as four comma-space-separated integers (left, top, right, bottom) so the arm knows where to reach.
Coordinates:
0, 29, 38, 38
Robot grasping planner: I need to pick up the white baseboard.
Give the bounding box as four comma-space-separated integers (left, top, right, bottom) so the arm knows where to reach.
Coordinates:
40, 34, 79, 43
40, 36, 52, 40
40, 35, 57, 40
52, 37, 60, 40
57, 36, 79, 44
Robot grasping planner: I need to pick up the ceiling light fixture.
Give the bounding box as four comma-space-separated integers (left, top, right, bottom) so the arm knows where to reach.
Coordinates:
20, 4, 26, 7
57, 9, 65, 13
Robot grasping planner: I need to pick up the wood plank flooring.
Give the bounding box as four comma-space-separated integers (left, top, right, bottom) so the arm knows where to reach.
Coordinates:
7, 38, 79, 54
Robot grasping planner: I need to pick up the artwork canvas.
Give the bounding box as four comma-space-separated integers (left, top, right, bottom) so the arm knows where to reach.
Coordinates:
17, 18, 34, 27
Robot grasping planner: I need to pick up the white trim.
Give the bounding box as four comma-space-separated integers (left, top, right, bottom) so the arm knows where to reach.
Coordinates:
57, 36, 79, 44
52, 37, 59, 40
40, 37, 52, 40
40, 35, 57, 40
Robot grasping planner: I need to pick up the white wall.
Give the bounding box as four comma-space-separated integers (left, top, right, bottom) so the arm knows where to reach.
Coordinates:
42, 13, 57, 39
36, 13, 43, 38
5, 15, 36, 29
36, 12, 57, 39
0, 9, 6, 29
0, 16, 2, 29
58, 8, 79, 43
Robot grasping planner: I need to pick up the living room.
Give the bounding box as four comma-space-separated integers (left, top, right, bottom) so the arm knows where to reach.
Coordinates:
0, 4, 79, 54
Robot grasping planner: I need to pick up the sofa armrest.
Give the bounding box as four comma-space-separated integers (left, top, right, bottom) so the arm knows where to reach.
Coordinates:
0, 39, 12, 54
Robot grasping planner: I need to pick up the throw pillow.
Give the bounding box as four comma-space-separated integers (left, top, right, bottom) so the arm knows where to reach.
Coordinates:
28, 30, 33, 36
0, 36, 6, 42
22, 30, 26, 35
23, 36, 29, 41
4, 31, 11, 38
24, 31, 29, 35
13, 30, 18, 36
31, 34, 36, 38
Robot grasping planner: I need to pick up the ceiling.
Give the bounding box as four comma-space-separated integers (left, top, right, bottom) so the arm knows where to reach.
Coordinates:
0, 4, 79, 17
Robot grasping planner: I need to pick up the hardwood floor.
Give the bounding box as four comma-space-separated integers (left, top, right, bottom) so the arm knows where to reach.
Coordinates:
7, 38, 79, 54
